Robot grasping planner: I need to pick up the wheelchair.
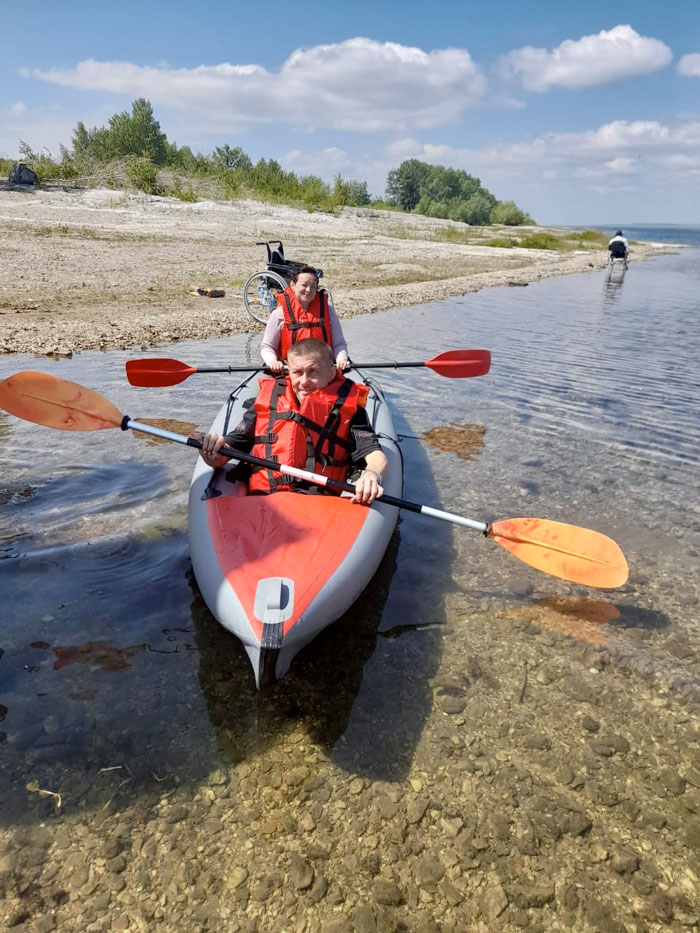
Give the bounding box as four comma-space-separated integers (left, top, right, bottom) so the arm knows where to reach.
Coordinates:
243, 240, 334, 325
607, 243, 628, 270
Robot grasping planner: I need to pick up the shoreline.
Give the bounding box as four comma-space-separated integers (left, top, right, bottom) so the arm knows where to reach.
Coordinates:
0, 186, 672, 358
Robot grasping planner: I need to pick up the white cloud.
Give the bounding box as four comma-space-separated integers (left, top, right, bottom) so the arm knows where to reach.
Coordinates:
499, 25, 672, 91
678, 53, 700, 77
603, 157, 636, 174
0, 104, 80, 159
25, 38, 485, 133
280, 147, 351, 175
9, 101, 26, 115
373, 119, 700, 201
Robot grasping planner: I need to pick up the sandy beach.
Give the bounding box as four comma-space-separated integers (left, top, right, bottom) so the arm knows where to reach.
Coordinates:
0, 186, 665, 357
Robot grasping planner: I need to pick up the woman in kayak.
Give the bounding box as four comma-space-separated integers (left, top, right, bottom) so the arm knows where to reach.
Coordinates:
199, 338, 387, 505
261, 266, 350, 374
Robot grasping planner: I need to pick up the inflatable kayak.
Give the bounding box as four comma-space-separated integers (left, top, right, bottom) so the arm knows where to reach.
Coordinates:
188, 371, 402, 688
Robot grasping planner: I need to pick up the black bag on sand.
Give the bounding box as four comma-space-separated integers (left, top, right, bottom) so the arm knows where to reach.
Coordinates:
8, 163, 39, 185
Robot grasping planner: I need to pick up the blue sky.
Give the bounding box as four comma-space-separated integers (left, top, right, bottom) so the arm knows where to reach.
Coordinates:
2, 0, 699, 224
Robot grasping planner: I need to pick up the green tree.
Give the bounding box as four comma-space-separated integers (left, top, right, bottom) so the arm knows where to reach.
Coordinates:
386, 159, 428, 210
385, 158, 527, 225
211, 144, 253, 172
106, 99, 168, 164
345, 179, 370, 206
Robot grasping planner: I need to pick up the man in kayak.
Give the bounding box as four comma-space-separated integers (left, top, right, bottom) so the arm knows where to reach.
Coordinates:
198, 338, 387, 505
261, 266, 350, 374
608, 230, 629, 263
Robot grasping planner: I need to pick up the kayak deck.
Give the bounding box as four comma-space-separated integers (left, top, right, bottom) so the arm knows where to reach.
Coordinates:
188, 372, 402, 688
206, 492, 372, 641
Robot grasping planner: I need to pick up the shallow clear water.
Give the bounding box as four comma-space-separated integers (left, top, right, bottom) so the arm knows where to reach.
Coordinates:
1, 246, 699, 811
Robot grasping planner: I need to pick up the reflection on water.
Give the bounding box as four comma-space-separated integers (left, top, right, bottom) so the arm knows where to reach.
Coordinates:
602, 261, 627, 306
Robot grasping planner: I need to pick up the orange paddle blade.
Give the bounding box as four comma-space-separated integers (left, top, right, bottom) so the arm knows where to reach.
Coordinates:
126, 358, 197, 387
0, 371, 123, 431
426, 349, 491, 378
489, 517, 629, 589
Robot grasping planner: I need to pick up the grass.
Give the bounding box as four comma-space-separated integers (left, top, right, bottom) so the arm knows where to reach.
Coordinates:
483, 237, 516, 248
29, 224, 146, 242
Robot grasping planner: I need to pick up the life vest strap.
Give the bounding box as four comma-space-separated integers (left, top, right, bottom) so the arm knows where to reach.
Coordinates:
281, 291, 328, 347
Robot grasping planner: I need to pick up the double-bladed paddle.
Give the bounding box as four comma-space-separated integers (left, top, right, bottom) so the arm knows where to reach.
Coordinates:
125, 349, 491, 387
0, 370, 628, 589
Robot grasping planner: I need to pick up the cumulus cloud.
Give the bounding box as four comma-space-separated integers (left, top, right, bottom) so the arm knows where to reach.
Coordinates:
381, 119, 700, 191
24, 38, 485, 132
280, 147, 351, 175
499, 25, 672, 91
678, 53, 700, 77
0, 103, 80, 159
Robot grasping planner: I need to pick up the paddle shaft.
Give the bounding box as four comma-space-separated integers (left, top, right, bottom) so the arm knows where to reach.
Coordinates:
136, 361, 461, 374
124, 417, 488, 532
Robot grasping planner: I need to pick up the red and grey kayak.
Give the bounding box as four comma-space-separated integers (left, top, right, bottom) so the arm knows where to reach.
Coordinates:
187, 372, 402, 688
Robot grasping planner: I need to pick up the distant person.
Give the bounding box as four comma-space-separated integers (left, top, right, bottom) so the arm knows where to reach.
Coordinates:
608, 230, 629, 263
261, 266, 350, 374
198, 338, 386, 505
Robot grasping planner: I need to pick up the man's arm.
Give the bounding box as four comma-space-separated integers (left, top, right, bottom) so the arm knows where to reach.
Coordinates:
196, 407, 255, 468
348, 408, 389, 504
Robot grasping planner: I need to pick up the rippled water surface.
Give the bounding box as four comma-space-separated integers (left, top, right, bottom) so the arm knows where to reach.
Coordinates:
1, 247, 699, 896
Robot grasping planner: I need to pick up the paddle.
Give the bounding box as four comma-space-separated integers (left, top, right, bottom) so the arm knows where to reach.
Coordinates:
125, 349, 491, 387
0, 371, 628, 589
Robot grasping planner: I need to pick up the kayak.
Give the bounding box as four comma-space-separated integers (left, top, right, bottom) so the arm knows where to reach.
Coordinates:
187, 371, 403, 688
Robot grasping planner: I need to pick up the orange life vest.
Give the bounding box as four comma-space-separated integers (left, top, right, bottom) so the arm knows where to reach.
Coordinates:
278, 287, 332, 359
248, 374, 369, 493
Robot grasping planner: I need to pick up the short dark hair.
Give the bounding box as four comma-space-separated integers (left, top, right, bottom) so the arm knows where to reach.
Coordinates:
287, 338, 334, 366
290, 265, 319, 284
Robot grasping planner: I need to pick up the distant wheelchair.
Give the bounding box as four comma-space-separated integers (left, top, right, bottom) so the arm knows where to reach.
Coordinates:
243, 240, 334, 325
608, 241, 628, 270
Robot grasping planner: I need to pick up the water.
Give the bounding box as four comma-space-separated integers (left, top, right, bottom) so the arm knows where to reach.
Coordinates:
584, 223, 700, 247
1, 244, 699, 927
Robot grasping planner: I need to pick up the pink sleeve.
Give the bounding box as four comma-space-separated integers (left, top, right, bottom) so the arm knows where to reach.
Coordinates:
328, 303, 349, 362
260, 309, 283, 364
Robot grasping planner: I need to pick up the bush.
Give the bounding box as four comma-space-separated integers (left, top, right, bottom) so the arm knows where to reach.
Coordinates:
574, 229, 609, 247
484, 236, 516, 248
490, 200, 533, 225
170, 178, 197, 202
519, 232, 569, 251
125, 156, 158, 194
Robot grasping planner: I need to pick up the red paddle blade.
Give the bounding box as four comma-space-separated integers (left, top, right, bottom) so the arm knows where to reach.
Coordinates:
126, 358, 197, 387
489, 518, 629, 589
426, 349, 491, 378
0, 371, 123, 431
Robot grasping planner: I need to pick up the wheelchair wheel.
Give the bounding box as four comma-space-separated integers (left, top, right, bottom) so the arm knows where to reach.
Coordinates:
243, 270, 287, 324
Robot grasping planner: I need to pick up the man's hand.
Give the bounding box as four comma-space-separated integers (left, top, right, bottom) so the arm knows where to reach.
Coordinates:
194, 432, 228, 468
351, 469, 384, 505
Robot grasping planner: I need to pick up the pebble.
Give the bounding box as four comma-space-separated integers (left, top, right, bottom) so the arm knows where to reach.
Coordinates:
406, 796, 430, 825
289, 855, 314, 890
372, 879, 403, 906
482, 878, 508, 920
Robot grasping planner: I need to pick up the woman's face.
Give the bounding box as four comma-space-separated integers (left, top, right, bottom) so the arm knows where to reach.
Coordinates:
291, 272, 318, 309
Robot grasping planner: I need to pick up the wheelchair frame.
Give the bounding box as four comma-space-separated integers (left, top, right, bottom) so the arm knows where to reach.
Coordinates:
242, 240, 334, 325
